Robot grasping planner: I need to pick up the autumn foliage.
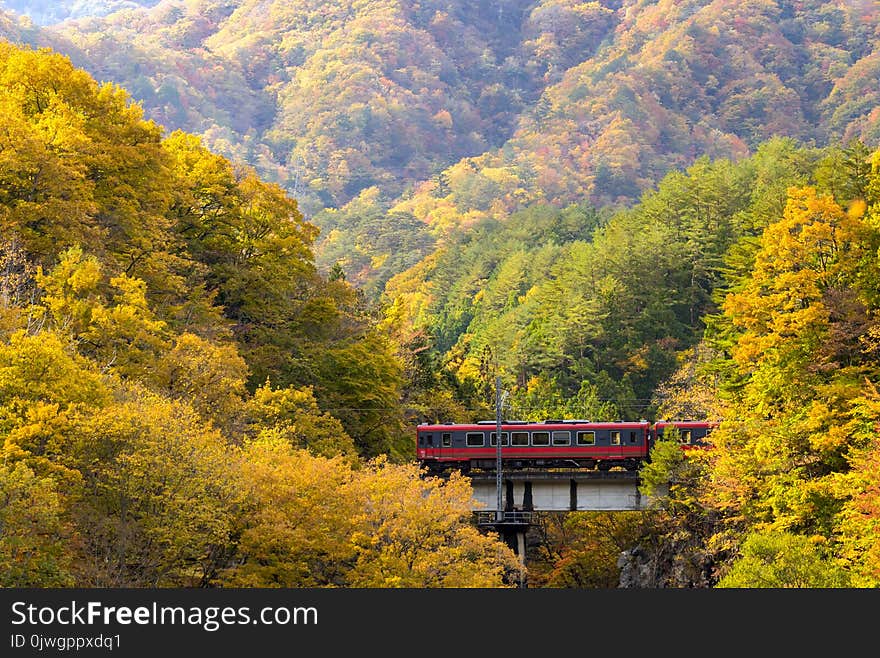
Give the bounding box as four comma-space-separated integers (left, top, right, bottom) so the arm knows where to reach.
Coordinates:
2, 0, 880, 587
0, 44, 521, 588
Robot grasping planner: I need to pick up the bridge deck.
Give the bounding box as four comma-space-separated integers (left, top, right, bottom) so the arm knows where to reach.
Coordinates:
466, 468, 640, 482
465, 469, 662, 512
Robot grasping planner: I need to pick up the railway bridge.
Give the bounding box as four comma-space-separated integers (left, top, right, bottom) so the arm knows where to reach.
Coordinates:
462, 469, 667, 576
468, 469, 662, 515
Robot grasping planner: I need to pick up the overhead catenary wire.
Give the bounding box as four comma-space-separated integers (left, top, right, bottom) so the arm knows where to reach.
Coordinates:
321, 399, 666, 412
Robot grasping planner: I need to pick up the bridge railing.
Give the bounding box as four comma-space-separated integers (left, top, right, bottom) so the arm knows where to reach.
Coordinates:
475, 510, 534, 526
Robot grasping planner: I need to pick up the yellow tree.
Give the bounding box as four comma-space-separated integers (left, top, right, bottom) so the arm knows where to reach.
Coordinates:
0, 42, 180, 299
220, 435, 359, 587
222, 440, 522, 588
69, 384, 242, 587
0, 329, 105, 584
345, 459, 523, 588
34, 246, 170, 380
0, 329, 109, 480
245, 382, 359, 459
152, 332, 251, 437
0, 47, 100, 259
0, 461, 73, 587
706, 185, 879, 559
831, 381, 880, 587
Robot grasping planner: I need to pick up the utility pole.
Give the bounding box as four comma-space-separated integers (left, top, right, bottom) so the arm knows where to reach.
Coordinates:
495, 375, 503, 522
469, 374, 530, 587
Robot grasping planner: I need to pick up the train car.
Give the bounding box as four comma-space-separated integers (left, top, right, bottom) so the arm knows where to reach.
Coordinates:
651, 420, 718, 452
416, 419, 651, 474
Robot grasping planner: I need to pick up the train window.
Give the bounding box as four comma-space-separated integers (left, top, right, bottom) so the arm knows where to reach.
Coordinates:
610, 431, 621, 445
442, 433, 452, 447
680, 430, 692, 444
532, 431, 550, 446
490, 432, 510, 446
425, 434, 433, 446
418, 434, 425, 447
577, 431, 595, 445
511, 432, 529, 446
466, 432, 485, 447
629, 431, 637, 444
552, 431, 570, 446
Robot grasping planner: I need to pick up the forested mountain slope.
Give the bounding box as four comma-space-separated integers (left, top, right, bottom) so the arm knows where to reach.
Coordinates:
3, 0, 563, 212
0, 0, 159, 25
383, 138, 832, 421
0, 1, 877, 293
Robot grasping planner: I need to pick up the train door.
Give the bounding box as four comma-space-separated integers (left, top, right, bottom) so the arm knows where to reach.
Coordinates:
439, 431, 452, 461
422, 431, 435, 461
609, 427, 624, 462
628, 424, 648, 466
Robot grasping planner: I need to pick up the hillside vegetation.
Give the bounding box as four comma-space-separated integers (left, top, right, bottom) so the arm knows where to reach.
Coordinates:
1, 1, 880, 588
0, 43, 526, 587
1, 1, 878, 292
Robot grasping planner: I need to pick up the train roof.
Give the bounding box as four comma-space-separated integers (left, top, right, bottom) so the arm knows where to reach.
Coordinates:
654, 419, 719, 426
417, 419, 652, 429
417, 419, 717, 429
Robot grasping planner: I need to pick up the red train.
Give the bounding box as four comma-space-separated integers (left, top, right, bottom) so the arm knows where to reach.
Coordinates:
416, 419, 717, 473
